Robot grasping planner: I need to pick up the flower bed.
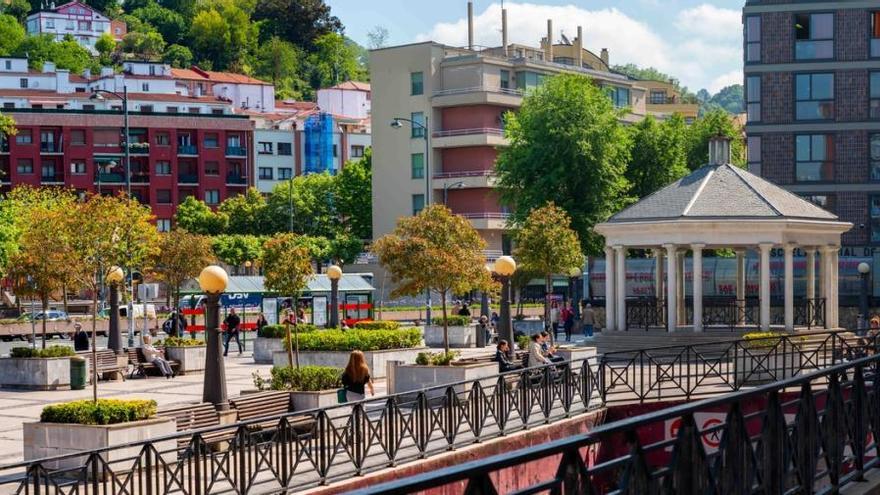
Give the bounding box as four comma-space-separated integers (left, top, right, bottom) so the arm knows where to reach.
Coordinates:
426, 316, 476, 348
159, 338, 206, 375
283, 328, 422, 352
253, 366, 343, 410
41, 399, 156, 424
353, 321, 401, 331
11, 346, 75, 358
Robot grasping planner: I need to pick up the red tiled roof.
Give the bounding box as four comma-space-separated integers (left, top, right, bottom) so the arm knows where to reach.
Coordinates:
275, 100, 317, 111
329, 81, 371, 92
170, 67, 270, 86
0, 89, 93, 99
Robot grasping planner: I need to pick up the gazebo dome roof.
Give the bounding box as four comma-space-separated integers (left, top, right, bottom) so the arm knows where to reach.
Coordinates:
607, 163, 838, 223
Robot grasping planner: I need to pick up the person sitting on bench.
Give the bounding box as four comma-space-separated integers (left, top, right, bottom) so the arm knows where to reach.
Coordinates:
142, 335, 175, 379
540, 331, 566, 363
494, 340, 522, 373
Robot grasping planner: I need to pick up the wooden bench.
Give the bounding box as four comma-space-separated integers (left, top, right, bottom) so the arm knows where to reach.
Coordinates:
78, 349, 127, 381
157, 403, 227, 448
127, 347, 179, 378
229, 391, 314, 434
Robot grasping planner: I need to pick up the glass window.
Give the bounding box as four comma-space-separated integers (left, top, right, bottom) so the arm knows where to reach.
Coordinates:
412, 194, 425, 215
204, 161, 219, 175
155, 161, 171, 175
872, 72, 880, 120
156, 189, 172, 204
278, 168, 293, 180
410, 72, 423, 95
500, 70, 510, 90
16, 159, 32, 174
871, 134, 880, 181
227, 135, 241, 148
155, 132, 170, 145
795, 134, 834, 182
258, 167, 273, 180
19, 78, 26, 89
649, 90, 667, 105
70, 129, 85, 145
795, 13, 834, 60
515, 71, 546, 91
205, 190, 219, 205
70, 160, 86, 174
15, 130, 31, 144
871, 195, 880, 243
795, 73, 834, 120
610, 87, 630, 108
258, 142, 273, 154
351, 145, 365, 158
872, 12, 880, 57
40, 162, 55, 179
746, 16, 761, 62
277, 142, 292, 155
411, 153, 424, 179
141, 83, 149, 92
747, 135, 761, 174
204, 133, 218, 148
410, 112, 425, 138
746, 75, 761, 122
140, 105, 153, 113
156, 219, 171, 232
166, 106, 178, 114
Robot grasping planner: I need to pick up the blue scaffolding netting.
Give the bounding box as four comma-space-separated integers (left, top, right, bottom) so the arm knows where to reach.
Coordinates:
304, 113, 335, 175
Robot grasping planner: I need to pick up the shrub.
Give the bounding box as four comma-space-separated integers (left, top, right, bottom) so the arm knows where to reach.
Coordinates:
516, 335, 531, 351
157, 337, 203, 347
432, 315, 471, 327
415, 350, 459, 366
258, 324, 319, 338
41, 399, 157, 425
742, 332, 803, 349
10, 346, 75, 358
353, 320, 400, 331
266, 365, 343, 391
283, 328, 422, 352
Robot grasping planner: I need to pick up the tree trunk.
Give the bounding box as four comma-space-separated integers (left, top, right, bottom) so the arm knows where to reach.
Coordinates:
441, 291, 449, 355
545, 274, 552, 340
285, 318, 294, 368
62, 283, 69, 315
91, 290, 99, 402
40, 296, 48, 349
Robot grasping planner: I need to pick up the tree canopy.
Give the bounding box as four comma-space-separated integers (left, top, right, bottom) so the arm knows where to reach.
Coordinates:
626, 114, 690, 199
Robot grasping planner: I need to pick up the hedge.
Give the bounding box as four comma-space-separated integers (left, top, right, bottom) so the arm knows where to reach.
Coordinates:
158, 337, 203, 347
742, 331, 804, 349
353, 321, 400, 331
415, 350, 458, 366
258, 324, 319, 339
10, 346, 75, 358
284, 328, 422, 352
41, 399, 157, 425
259, 365, 343, 392
432, 315, 471, 327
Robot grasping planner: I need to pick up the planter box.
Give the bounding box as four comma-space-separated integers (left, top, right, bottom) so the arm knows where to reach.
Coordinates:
424, 325, 475, 348
164, 345, 206, 375
0, 356, 81, 390
389, 362, 498, 399
735, 351, 802, 386
23, 418, 177, 471
253, 337, 285, 364
554, 347, 594, 364
272, 348, 425, 378
290, 389, 339, 411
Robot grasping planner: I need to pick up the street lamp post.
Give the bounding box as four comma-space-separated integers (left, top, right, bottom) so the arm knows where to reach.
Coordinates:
200, 265, 229, 411
327, 265, 342, 328
391, 116, 432, 325
443, 181, 465, 205
859, 262, 871, 333
494, 256, 517, 359
106, 266, 124, 354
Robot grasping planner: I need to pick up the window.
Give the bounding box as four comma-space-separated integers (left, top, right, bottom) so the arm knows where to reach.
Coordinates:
16, 159, 32, 174
141, 83, 149, 92
553, 57, 575, 66
610, 87, 630, 108
871, 195, 880, 243
78, 21, 89, 30
19, 78, 27, 89
45, 19, 54, 29
278, 168, 292, 180
204, 133, 219, 148
3, 60, 8, 70
333, 144, 338, 157
500, 70, 510, 90
872, 135, 880, 181
747, 136, 761, 174
2, 103, 12, 109
188, 107, 200, 114
211, 108, 224, 115
70, 160, 86, 174
205, 190, 219, 205
795, 134, 834, 182
412, 194, 425, 215
410, 72, 424, 95
801, 194, 832, 209
277, 142, 292, 155
156, 219, 171, 232
516, 71, 546, 91
746, 16, 761, 62
155, 132, 169, 145
258, 167, 273, 180
410, 112, 425, 138
40, 162, 55, 179
140, 105, 153, 113
746, 75, 761, 122
156, 189, 172, 204
66, 20, 73, 30
795, 73, 834, 120
351, 145, 365, 158
872, 73, 880, 120
15, 130, 31, 145
650, 90, 667, 105
872, 12, 880, 57
411, 153, 424, 179
82, 104, 94, 111
227, 135, 241, 148
166, 106, 178, 114
155, 161, 171, 175
204, 161, 219, 175
258, 142, 273, 154
70, 129, 85, 145
795, 13, 833, 60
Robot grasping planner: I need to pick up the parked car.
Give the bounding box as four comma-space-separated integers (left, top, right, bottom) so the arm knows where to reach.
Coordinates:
19, 310, 69, 322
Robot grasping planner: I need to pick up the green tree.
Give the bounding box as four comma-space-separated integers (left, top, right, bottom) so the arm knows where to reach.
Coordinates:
83, 0, 120, 16
2, 0, 31, 23
0, 14, 25, 55
211, 234, 264, 270
131, 1, 186, 44
261, 233, 314, 367
253, 0, 341, 48
686, 108, 746, 170
187, 1, 257, 71
174, 196, 228, 235
496, 73, 632, 256
513, 203, 583, 334
163, 43, 192, 68
218, 187, 269, 235
306, 32, 367, 88
149, 229, 214, 328
626, 114, 690, 199
336, 150, 371, 240
255, 36, 305, 98
266, 173, 338, 238
701, 84, 744, 115
95, 32, 116, 66
121, 31, 166, 60
15, 34, 96, 73
188, 9, 229, 69
372, 204, 493, 353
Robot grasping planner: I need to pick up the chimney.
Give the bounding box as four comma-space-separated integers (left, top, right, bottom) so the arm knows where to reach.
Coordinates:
546, 19, 553, 61
467, 1, 474, 50
502, 8, 508, 57
600, 48, 609, 67
708, 135, 731, 165
575, 26, 583, 68
42, 61, 55, 73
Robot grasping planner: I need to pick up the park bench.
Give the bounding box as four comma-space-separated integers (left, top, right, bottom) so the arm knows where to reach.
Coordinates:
78, 349, 127, 381
229, 391, 314, 434
127, 347, 179, 378
157, 402, 227, 449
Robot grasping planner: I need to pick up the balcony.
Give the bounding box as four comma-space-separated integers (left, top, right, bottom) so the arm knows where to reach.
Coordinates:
40, 174, 63, 184
39, 142, 63, 154
177, 173, 198, 184
131, 173, 150, 184
0, 142, 8, 153
128, 143, 150, 155
178, 144, 198, 156
96, 172, 125, 183
458, 212, 509, 230
431, 128, 507, 149
226, 146, 247, 157
432, 86, 523, 108
433, 170, 496, 189
226, 174, 247, 186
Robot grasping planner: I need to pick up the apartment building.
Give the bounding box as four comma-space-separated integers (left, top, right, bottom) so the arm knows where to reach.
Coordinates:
0, 57, 254, 230
26, 0, 125, 54
743, 0, 880, 251
371, 6, 654, 258
639, 79, 699, 122
172, 66, 276, 113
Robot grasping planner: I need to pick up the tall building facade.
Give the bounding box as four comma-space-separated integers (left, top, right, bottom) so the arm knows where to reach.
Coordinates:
743, 0, 880, 250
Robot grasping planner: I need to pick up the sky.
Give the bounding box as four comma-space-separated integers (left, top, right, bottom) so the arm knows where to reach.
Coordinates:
325, 0, 746, 93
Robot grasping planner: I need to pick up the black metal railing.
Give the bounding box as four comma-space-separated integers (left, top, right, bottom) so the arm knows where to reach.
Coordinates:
626, 297, 665, 330
361, 354, 880, 494
795, 297, 826, 328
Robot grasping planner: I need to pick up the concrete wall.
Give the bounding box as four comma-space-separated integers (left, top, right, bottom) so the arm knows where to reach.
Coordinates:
440, 147, 497, 173
273, 347, 426, 378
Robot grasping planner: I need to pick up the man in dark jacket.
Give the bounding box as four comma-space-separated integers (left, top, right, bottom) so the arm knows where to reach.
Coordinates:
494, 340, 522, 373
73, 323, 89, 351
222, 308, 242, 356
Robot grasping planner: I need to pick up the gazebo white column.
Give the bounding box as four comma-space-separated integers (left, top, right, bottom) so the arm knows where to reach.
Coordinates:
783, 244, 794, 331
604, 246, 616, 331
735, 249, 746, 325
664, 244, 677, 332
615, 246, 627, 332
677, 251, 686, 325
759, 243, 773, 331
830, 246, 840, 328
654, 249, 664, 300
692, 244, 705, 332
820, 246, 832, 329
806, 248, 816, 301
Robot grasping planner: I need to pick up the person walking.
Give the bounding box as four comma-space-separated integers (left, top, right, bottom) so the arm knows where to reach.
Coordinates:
142, 335, 174, 379
222, 308, 242, 356
563, 303, 575, 341
341, 350, 374, 402
549, 302, 560, 340
581, 302, 595, 340
73, 323, 89, 351
458, 303, 471, 317
478, 315, 492, 345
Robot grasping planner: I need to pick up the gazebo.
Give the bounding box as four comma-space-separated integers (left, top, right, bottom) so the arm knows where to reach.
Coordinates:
595, 137, 852, 333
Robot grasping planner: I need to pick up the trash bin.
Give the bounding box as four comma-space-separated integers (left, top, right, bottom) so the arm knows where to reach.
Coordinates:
70, 356, 86, 390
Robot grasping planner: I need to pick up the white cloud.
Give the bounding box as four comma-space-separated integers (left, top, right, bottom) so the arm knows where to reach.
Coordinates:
415, 2, 743, 92
706, 70, 742, 94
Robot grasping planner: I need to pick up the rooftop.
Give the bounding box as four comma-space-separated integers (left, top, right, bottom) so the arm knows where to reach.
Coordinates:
171, 67, 271, 86
328, 81, 371, 92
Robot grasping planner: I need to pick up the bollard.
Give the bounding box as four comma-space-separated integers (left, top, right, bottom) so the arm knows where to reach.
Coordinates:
386, 360, 403, 395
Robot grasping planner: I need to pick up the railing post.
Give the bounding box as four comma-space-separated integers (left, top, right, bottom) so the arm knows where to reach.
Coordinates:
852, 365, 868, 482
761, 391, 785, 495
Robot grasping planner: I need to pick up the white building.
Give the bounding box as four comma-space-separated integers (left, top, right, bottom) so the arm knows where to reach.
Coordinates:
25, 0, 125, 54
172, 67, 276, 113
316, 81, 371, 120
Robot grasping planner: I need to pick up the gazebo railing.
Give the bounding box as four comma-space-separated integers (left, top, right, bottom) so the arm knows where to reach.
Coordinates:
794, 297, 826, 329
625, 297, 666, 330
